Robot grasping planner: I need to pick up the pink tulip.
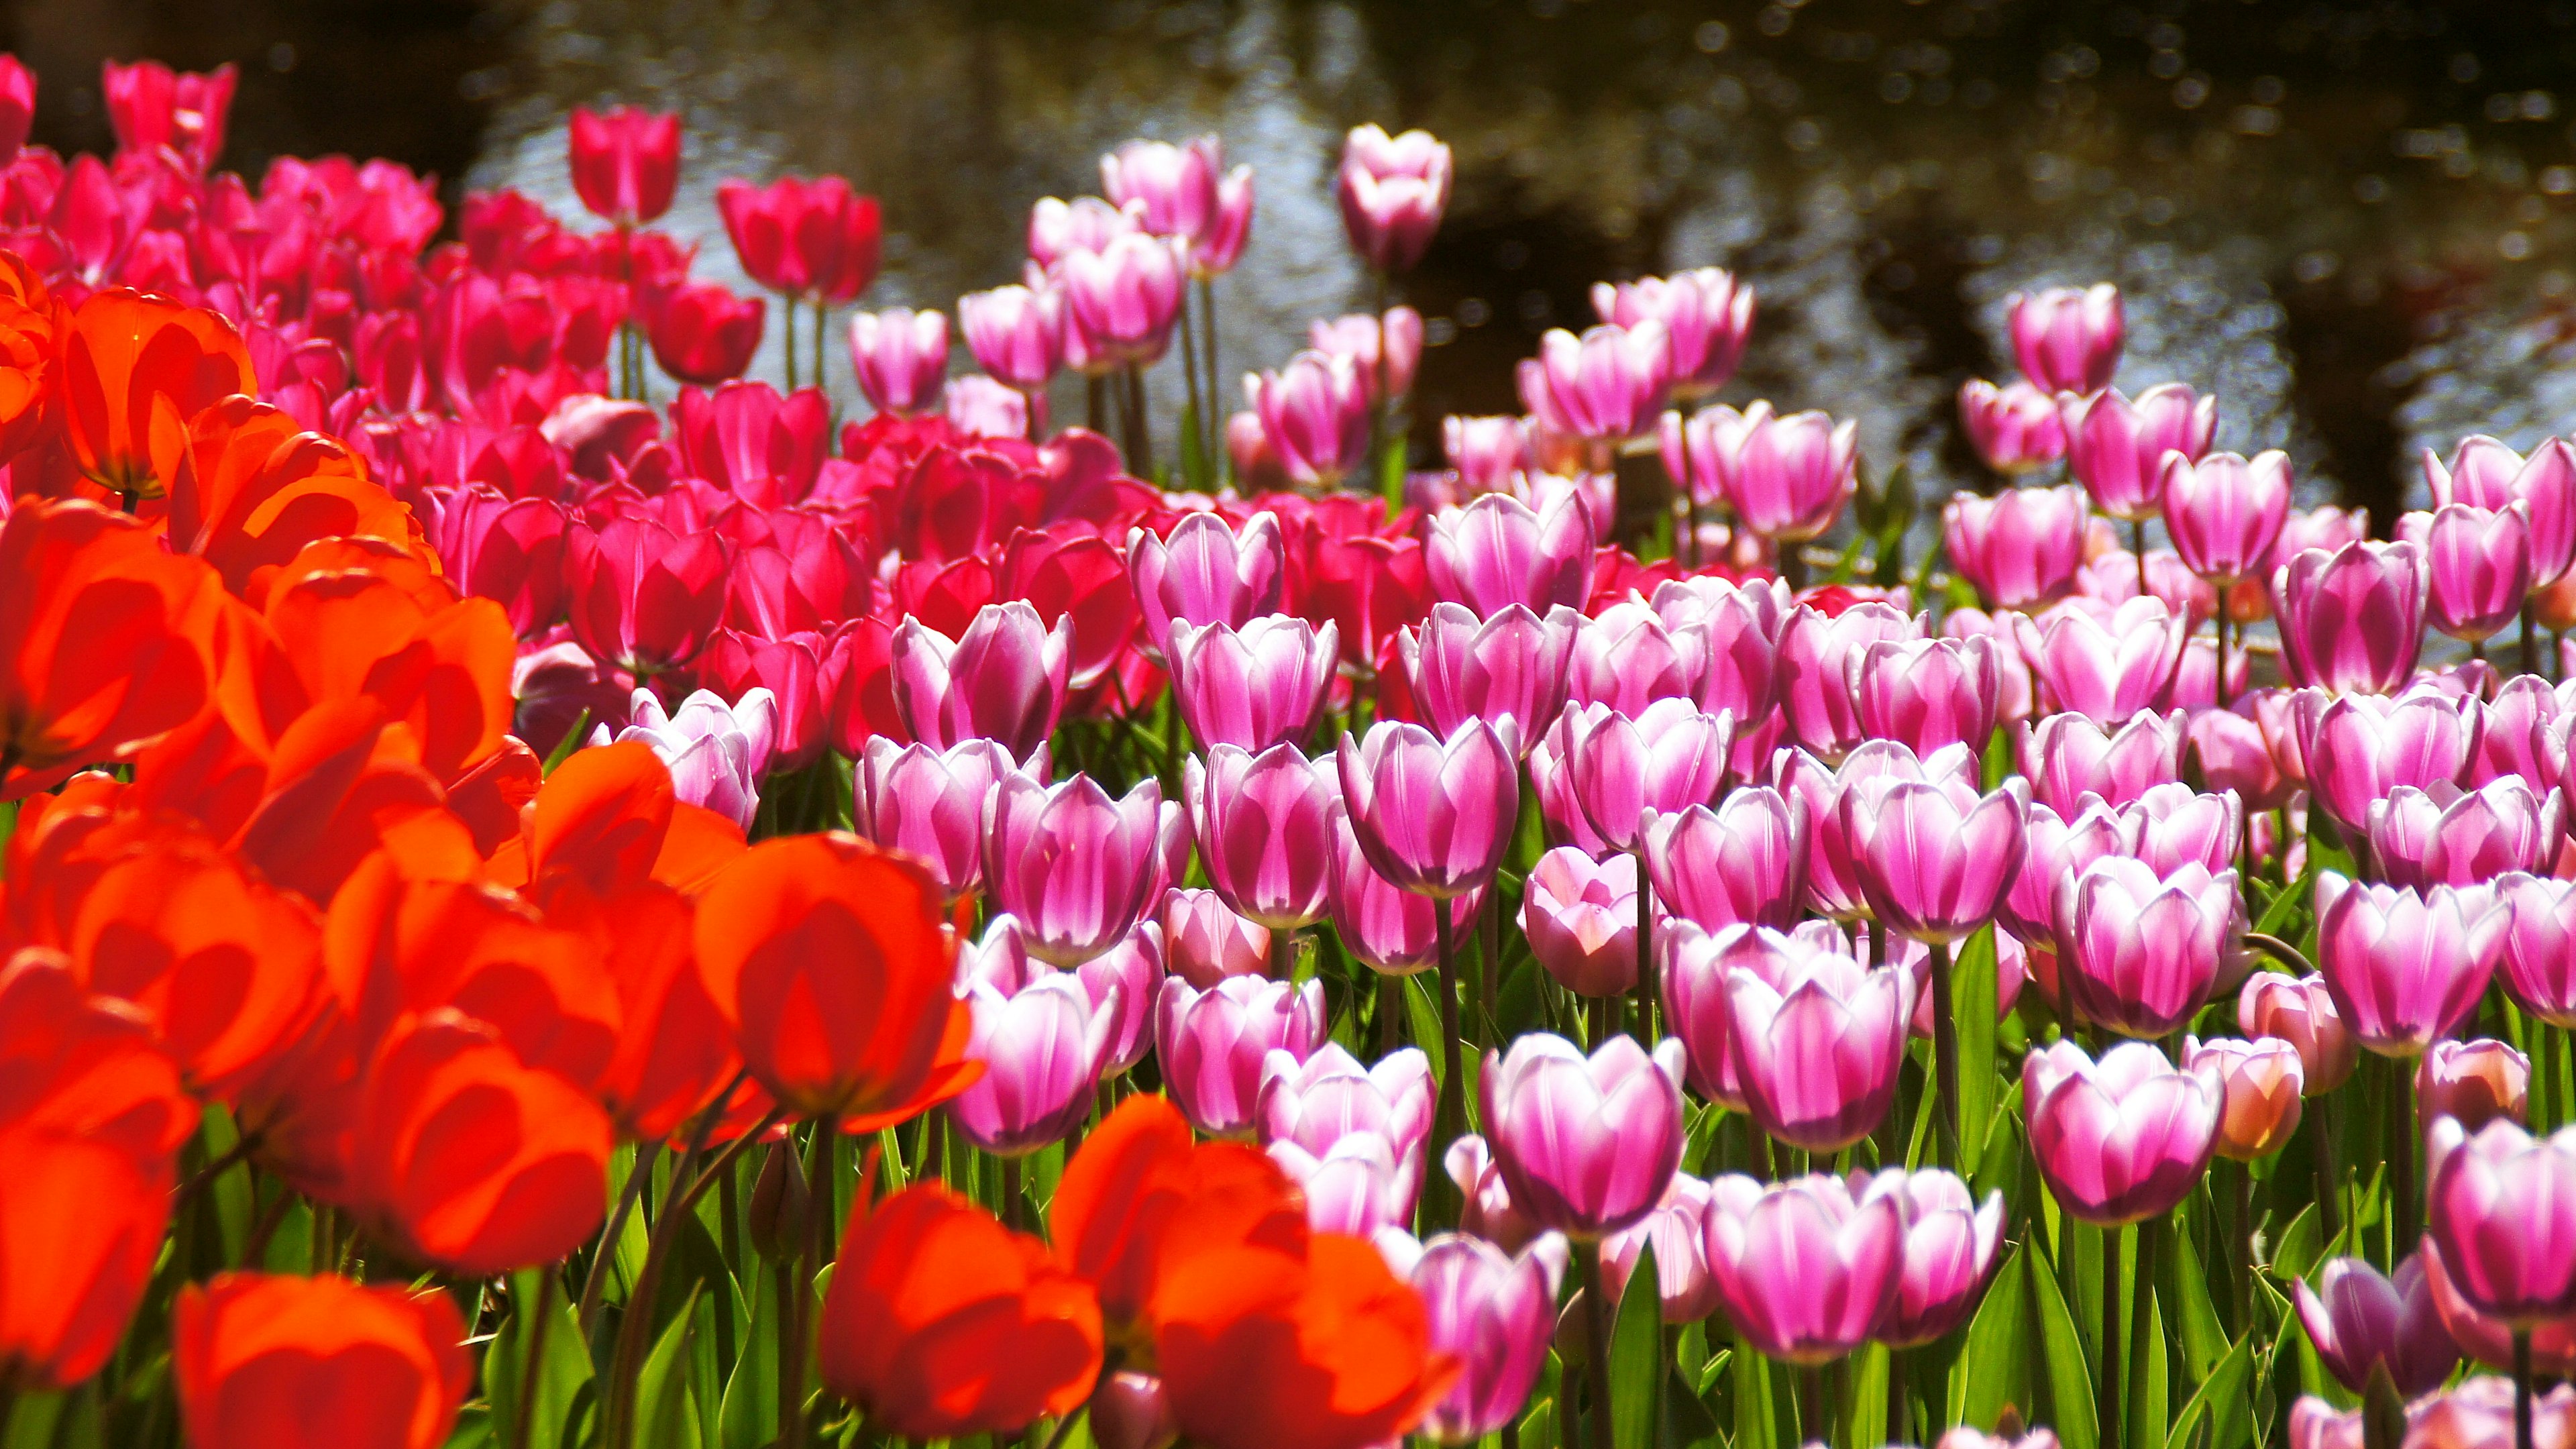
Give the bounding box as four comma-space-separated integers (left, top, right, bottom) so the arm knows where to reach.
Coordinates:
2058, 858, 2243, 1039
2014, 708, 2184, 816
1724, 947, 1913, 1150
1185, 158, 1254, 278
2290, 1379, 2576, 1449
2013, 597, 2186, 726
649, 282, 765, 387
984, 771, 1164, 967
1309, 308, 1424, 400
568, 104, 680, 225
1998, 796, 2122, 946
2182, 1034, 2306, 1161
1662, 922, 1830, 1110
1779, 740, 1982, 924
1337, 124, 1452, 273
959, 284, 1065, 392
2501, 874, 2576, 1028
1518, 322, 1670, 444
1099, 137, 1222, 241
1128, 510, 1287, 654
596, 686, 776, 830
716, 174, 881, 303
1957, 379, 2068, 476
2424, 1116, 2576, 1324
855, 737, 1028, 902
0, 57, 30, 168
1852, 634, 2002, 757
2273, 541, 2428, 694
1154, 975, 1326, 1139
433, 486, 568, 639
1337, 720, 1519, 898
1686, 400, 1860, 543
1776, 601, 1923, 761
2188, 706, 2292, 813
1166, 616, 1336, 753
1157, 888, 1270, 989
1061, 233, 1187, 370
1943, 484, 2088, 608
1079, 922, 1164, 1077
1257, 1042, 1434, 1171
1860, 1169, 2008, 1348
1481, 1033, 1688, 1239
1520, 847, 1640, 999
2161, 449, 2292, 584
1559, 698, 1736, 856
1406, 1232, 1568, 1443
1028, 195, 1142, 272
1251, 350, 1371, 487
2367, 780, 2561, 891
1267, 1134, 1414, 1237
943, 375, 1032, 438
2400, 502, 2536, 644
1563, 598, 1703, 716
1399, 602, 1581, 757
889, 600, 1072, 763
1600, 1175, 1721, 1323
2023, 1039, 2223, 1225
1595, 268, 1755, 400
2008, 283, 2123, 394
2418, 1038, 2532, 1133
2296, 686, 2483, 833
2117, 782, 2242, 877
1444, 415, 1530, 495
2425, 433, 2576, 588
1651, 576, 1792, 722
1325, 809, 1476, 976
1641, 789, 1806, 932
1702, 1173, 1904, 1364
2294, 1255, 2462, 1398
947, 973, 1118, 1156
847, 307, 949, 417
1445, 1136, 1543, 1252
1185, 743, 1339, 932
2060, 382, 2216, 522
2237, 971, 2361, 1095
2475, 674, 2565, 787
563, 511, 731, 676
1425, 491, 1595, 619
2314, 872, 2508, 1057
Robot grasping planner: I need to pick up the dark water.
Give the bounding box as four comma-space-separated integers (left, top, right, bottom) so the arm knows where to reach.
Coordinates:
13, 0, 2576, 529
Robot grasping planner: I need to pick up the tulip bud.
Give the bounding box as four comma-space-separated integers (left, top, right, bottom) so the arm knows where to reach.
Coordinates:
2008, 283, 2123, 394
748, 1138, 809, 1260
2024, 1039, 2222, 1225
1337, 124, 1451, 273
849, 307, 950, 417
1480, 1033, 1687, 1239
2416, 1038, 2530, 1133
1596, 268, 1754, 401
1943, 482, 2087, 607
1702, 1172, 1904, 1364
2314, 873, 2507, 1057
2061, 382, 2213, 522
2292, 1254, 2461, 1399
2272, 541, 2428, 696
1957, 379, 2068, 477
2425, 433, 2576, 588
1519, 847, 1640, 1000
2184, 1035, 2306, 1161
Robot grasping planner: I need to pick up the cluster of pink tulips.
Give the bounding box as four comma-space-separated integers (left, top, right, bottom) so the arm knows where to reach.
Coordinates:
5, 46, 2576, 1449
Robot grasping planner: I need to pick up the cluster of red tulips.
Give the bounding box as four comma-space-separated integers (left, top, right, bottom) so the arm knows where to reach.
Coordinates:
0, 46, 2573, 1449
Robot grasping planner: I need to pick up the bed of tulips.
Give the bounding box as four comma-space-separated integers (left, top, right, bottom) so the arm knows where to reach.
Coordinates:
0, 44, 2571, 1449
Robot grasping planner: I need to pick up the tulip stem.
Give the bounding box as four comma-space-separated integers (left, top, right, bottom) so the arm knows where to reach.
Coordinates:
2127, 1222, 2158, 1449
2132, 519, 2149, 598
780, 1126, 833, 1449
2098, 1226, 2123, 1449
2524, 599, 2540, 679
2390, 1065, 2418, 1258
2214, 612, 2231, 709
2243, 932, 2314, 978
2231, 1160, 2255, 1340
1633, 868, 1656, 1046
1038, 1405, 1089, 1449
812, 300, 829, 402
1002, 1158, 1024, 1233
579, 1140, 663, 1336
1482, 891, 1503, 1046
1377, 972, 1401, 1059
2516, 1329, 2536, 1449
1929, 940, 1961, 1171
1801, 1364, 1828, 1449
1176, 296, 1206, 484
782, 293, 799, 391
1198, 278, 1224, 484
1574, 1239, 1616, 1449
1432, 897, 1468, 1223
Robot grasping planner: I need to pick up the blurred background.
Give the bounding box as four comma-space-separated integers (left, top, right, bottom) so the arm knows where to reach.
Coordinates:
7, 0, 2576, 522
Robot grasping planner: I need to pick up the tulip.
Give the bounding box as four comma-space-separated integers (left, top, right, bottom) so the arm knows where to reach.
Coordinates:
2474, 673, 2563, 786
1310, 308, 1424, 400
1518, 322, 1669, 445
2425, 1116, 2576, 1324
1481, 1033, 1686, 1239
104, 58, 237, 171
1701, 1173, 1904, 1364
2418, 1038, 2531, 1133
568, 105, 680, 224
1167, 616, 1336, 754
946, 371, 1034, 438
1267, 1134, 1413, 1237
2014, 708, 2183, 816
2117, 782, 2242, 877
1061, 233, 1187, 370
1326, 807, 1472, 976
1860, 1169, 2008, 1348
2021, 598, 2190, 726
2273, 541, 2429, 695
2291, 1379, 2576, 1449
2023, 1039, 2223, 1225
647, 281, 765, 386
1595, 268, 1754, 400
1424, 491, 1594, 619
820, 1185, 1104, 1438
1336, 719, 1519, 900
1091, 1372, 1179, 1449
2417, 1242, 2576, 1381
960, 284, 1065, 392
1028, 195, 1143, 273
1519, 847, 1640, 999
1188, 743, 1339, 932
0, 58, 30, 166
2296, 686, 2482, 833
1158, 889, 1270, 988
1189, 163, 1256, 276
1851, 633, 2003, 757
1155, 975, 1326, 1138
1586, 1175, 1717, 1326
0, 1119, 174, 1391
2162, 449, 2292, 584
1337, 123, 1451, 273
1778, 739, 1977, 924
2057, 858, 2243, 1040
889, 600, 1073, 763
1407, 1232, 1570, 1442
1844, 773, 2029, 945
1640, 789, 1805, 932
1997, 794, 2122, 946
2188, 706, 2292, 813
2314, 873, 2507, 1057
1559, 698, 1735, 856
1775, 601, 1922, 761
2181, 1035, 2306, 1160
1249, 350, 1370, 487
1686, 400, 1860, 543
1100, 136, 1222, 241
2234, 971, 2359, 1095
1445, 415, 1529, 495
2060, 382, 2214, 522
2425, 433, 2576, 588
1957, 378, 2068, 476
948, 973, 1120, 1156
1399, 602, 1580, 755
1725, 947, 1913, 1150
2292, 1255, 2462, 1399
433, 487, 567, 638
60, 291, 254, 502
2368, 780, 2560, 890
853, 737, 1025, 904
985, 771, 1164, 967
2412, 500, 2540, 648
1128, 511, 1286, 653
1564, 599, 1707, 716
2008, 283, 2123, 394
1446, 1135, 1542, 1252
1943, 484, 2088, 608
172, 1273, 472, 1449
592, 685, 774, 831
716, 173, 881, 303
2501, 874, 2576, 1027
849, 307, 950, 417
1256, 1044, 1436, 1193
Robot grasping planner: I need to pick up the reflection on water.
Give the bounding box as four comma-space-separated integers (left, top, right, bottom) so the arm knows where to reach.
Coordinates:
21, 0, 2576, 529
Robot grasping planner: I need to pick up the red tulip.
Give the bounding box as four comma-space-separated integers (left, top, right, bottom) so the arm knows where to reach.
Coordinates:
173, 1273, 472, 1449
564, 510, 731, 675
0, 57, 32, 167
717, 173, 882, 302
103, 59, 235, 172
648, 281, 763, 387
568, 105, 680, 225
539, 876, 738, 1142
0, 1119, 175, 1391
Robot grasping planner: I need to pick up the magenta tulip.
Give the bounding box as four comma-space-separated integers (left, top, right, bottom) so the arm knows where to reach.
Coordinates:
2273, 541, 2429, 695
1565, 599, 1708, 716
889, 600, 1072, 763
1424, 491, 1594, 620
1399, 602, 1581, 757
1660, 922, 1823, 1110
1185, 743, 1338, 932
2500, 874, 2576, 1027
1151, 975, 1326, 1139
564, 511, 730, 674
1446, 1136, 1543, 1253
1998, 795, 2122, 945
1157, 888, 1269, 989
2188, 706, 2293, 814
1166, 616, 1335, 753
1776, 601, 1923, 761
1861, 1168, 2008, 1348
1641, 789, 1805, 932
1650, 575, 1791, 724
1099, 136, 1221, 240
2418, 1038, 2532, 1133
1337, 124, 1451, 274
1943, 484, 2088, 608
1957, 379, 2068, 477
2424, 1116, 2576, 1324
1687, 400, 1860, 544
568, 105, 680, 225
1844, 773, 2029, 945
2008, 283, 2123, 394
1725, 948, 1913, 1150
1127, 509, 1287, 654
2296, 685, 2483, 833
2475, 674, 2565, 787
1851, 633, 2002, 757
1252, 350, 1371, 487
2015, 597, 2186, 726
1518, 322, 1670, 444
1256, 1042, 1434, 1212
1702, 1173, 1904, 1364
1336, 719, 1519, 899
1600, 1175, 1721, 1324
1406, 1232, 1568, 1443
2314, 872, 2508, 1057
855, 736, 1028, 902
2238, 971, 2361, 1095
848, 307, 949, 417
2023, 1039, 2223, 1225
433, 486, 567, 639
2117, 782, 2242, 877
1309, 308, 1423, 400
1061, 232, 1187, 370
2367, 780, 2560, 890
2400, 501, 2536, 644
1267, 1134, 1413, 1237
983, 770, 1163, 967
1558, 699, 1735, 857
1520, 847, 1640, 999
649, 282, 765, 386
1778, 740, 1982, 924
2015, 708, 2184, 816
959, 284, 1065, 392
2061, 382, 2216, 522
2425, 433, 2576, 588
2057, 857, 2243, 1040
1596, 268, 1754, 400
2161, 449, 2292, 584
1325, 808, 1475, 976
1080, 922, 1164, 1077
1479, 1033, 1687, 1239
2294, 1255, 2462, 1398
947, 973, 1118, 1155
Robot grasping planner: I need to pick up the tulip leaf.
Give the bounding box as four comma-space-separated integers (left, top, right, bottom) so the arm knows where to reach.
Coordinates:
1955, 927, 2000, 1171
1609, 1244, 1662, 1449
1405, 973, 1448, 1085
2169, 1330, 2257, 1449
440, 1408, 492, 1449
635, 1283, 705, 1449
541, 712, 591, 774
1732, 1332, 1788, 1449
2026, 1232, 2099, 1449
2253, 865, 2312, 942
1, 1390, 67, 1449
486, 1268, 594, 1449
1498, 956, 1550, 1046
1954, 1240, 2032, 1430
2161, 1201, 2228, 1382
2269, 1202, 2321, 1285
2127, 1274, 2167, 1449
717, 1265, 782, 1449
1844, 1342, 1890, 1449
1379, 436, 1408, 517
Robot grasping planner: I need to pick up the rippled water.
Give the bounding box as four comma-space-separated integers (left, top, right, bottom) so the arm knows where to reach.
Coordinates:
19, 0, 2576, 530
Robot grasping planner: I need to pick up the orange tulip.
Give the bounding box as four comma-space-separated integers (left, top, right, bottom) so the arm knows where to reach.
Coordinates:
539, 875, 738, 1141
486, 741, 746, 898
0, 947, 197, 1159
345, 1009, 610, 1277
162, 394, 427, 603
58, 288, 253, 501
817, 1183, 1104, 1437
260, 568, 514, 787
692, 833, 977, 1132
174, 1272, 472, 1449
0, 1122, 173, 1391
0, 498, 219, 798
0, 250, 56, 464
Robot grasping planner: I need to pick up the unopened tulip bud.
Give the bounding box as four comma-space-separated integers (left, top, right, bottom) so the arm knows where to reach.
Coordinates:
2417, 1038, 2530, 1133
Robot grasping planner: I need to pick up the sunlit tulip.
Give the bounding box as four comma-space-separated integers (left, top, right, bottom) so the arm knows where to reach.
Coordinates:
1155, 975, 1326, 1139
1168, 616, 1336, 753
2182, 1035, 2305, 1161
60, 290, 254, 500
1128, 510, 1286, 654
2013, 597, 2186, 727
1724, 947, 1912, 1150
173, 1273, 471, 1449
961, 284, 1065, 392
717, 173, 881, 303
849, 307, 949, 417
2236, 971, 2359, 1096
2314, 873, 2506, 1057
1640, 789, 1805, 932
1519, 847, 1640, 998
1406, 1232, 1568, 1442
1310, 307, 1424, 400
1399, 602, 1580, 755
2014, 709, 2183, 816
1188, 743, 1338, 932
1101, 136, 1222, 241
1517, 321, 1668, 444
2023, 1039, 2222, 1225
1268, 1133, 1413, 1237
2294, 1255, 2461, 1399
1851, 633, 2002, 757
2500, 873, 2576, 1027
985, 771, 1164, 967
595, 686, 775, 832
1702, 1173, 1903, 1364
1479, 1033, 1687, 1239
1061, 233, 1187, 370
2425, 433, 2576, 588
1597, 268, 1753, 399
1157, 889, 1269, 989
1250, 350, 1370, 487
564, 511, 729, 676
2008, 283, 2122, 394
2161, 449, 2292, 584
2058, 858, 2242, 1040
1776, 601, 1921, 761
889, 601, 1073, 763
1597, 1175, 1719, 1324
1861, 1169, 2007, 1348
2417, 1038, 2530, 1133
1844, 772, 2028, 945
1424, 490, 1593, 620
2273, 541, 2428, 695
855, 737, 1025, 904
1559, 698, 1735, 857
1686, 400, 1860, 543
1943, 484, 2088, 607
648, 281, 765, 386
2296, 686, 2482, 833
2367, 780, 2559, 890
2060, 382, 2214, 522
568, 104, 679, 223
1957, 380, 2068, 477
1996, 794, 2121, 946
949, 974, 1118, 1156
1326, 808, 1472, 976
1337, 123, 1452, 273
1564, 598, 1706, 716
1256, 1044, 1434, 1196
2424, 1116, 2576, 1324
1336, 719, 1518, 900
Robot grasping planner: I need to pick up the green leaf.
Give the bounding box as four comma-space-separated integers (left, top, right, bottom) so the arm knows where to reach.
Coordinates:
542, 712, 592, 774
1955, 928, 2000, 1169
2127, 1271, 2167, 1449
2, 1391, 66, 1449
441, 1407, 494, 1449
486, 1269, 594, 1449
2028, 1234, 2100, 1449
1498, 957, 1550, 1045
2270, 1203, 2322, 1285
636, 1284, 706, 1449
1609, 1245, 1663, 1449
1845, 1343, 1890, 1449
2169, 1332, 2258, 1449
1733, 1332, 1780, 1449
1406, 973, 1449, 1084
1178, 401, 1212, 492
1379, 434, 1408, 517
2163, 1205, 2229, 1383
1955, 1241, 2032, 1430
717, 1265, 782, 1449
2254, 867, 2313, 941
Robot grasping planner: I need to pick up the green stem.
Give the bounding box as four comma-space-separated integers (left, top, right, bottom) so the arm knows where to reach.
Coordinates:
1576, 1239, 1616, 1449
2100, 1224, 2123, 1449
2128, 1222, 2159, 1449
1931, 938, 1960, 1170
1633, 864, 1656, 1045
812, 299, 829, 401
1432, 897, 1468, 1226
579, 1140, 663, 1336
782, 292, 798, 392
